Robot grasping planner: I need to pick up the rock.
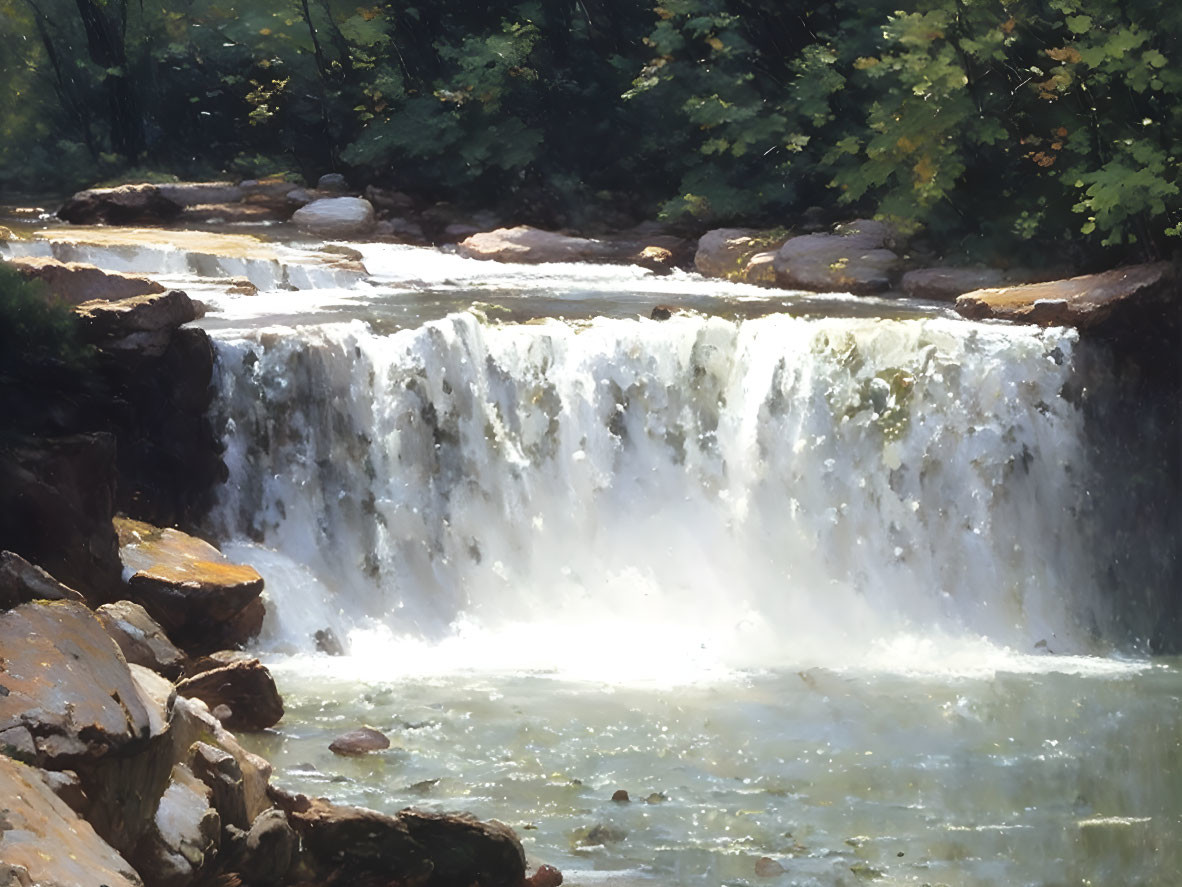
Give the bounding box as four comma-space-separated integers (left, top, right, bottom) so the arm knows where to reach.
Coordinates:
0, 755, 143, 887
115, 517, 265, 652
314, 627, 345, 655
5, 256, 166, 304
399, 808, 527, 887
633, 245, 674, 274
374, 217, 429, 244
954, 261, 1177, 330
223, 277, 258, 295
131, 762, 221, 887
0, 551, 86, 609
329, 727, 390, 756
317, 173, 349, 192
457, 226, 614, 264
95, 600, 187, 680
75, 290, 200, 355
156, 182, 247, 207
168, 696, 273, 824
0, 434, 123, 603
527, 864, 564, 887
0, 225, 14, 241
291, 197, 376, 238
650, 305, 674, 320
774, 220, 900, 293
58, 184, 183, 226
901, 267, 1006, 302
175, 658, 284, 731
180, 203, 292, 224
364, 186, 417, 215
442, 222, 482, 242
189, 741, 250, 830
38, 768, 89, 816
754, 857, 785, 877
645, 792, 667, 804
576, 823, 628, 846
278, 794, 434, 885
611, 789, 630, 802
0, 601, 175, 854
694, 228, 766, 279
742, 250, 778, 286
238, 808, 297, 886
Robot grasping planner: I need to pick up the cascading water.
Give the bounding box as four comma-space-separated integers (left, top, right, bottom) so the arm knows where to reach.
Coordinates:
208, 310, 1111, 678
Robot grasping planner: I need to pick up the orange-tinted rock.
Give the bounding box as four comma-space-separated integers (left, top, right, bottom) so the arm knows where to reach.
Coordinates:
955, 261, 1177, 330
0, 755, 143, 887
115, 517, 265, 652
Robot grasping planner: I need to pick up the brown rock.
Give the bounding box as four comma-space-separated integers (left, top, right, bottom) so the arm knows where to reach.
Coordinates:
329, 727, 391, 756
774, 219, 899, 293
633, 245, 674, 274
399, 808, 527, 887
189, 741, 250, 829
611, 789, 630, 802
176, 658, 284, 731
130, 763, 221, 887
0, 433, 123, 603
58, 184, 183, 226
0, 755, 143, 887
457, 226, 614, 264
901, 267, 1005, 302
239, 808, 297, 886
0, 550, 86, 609
96, 600, 187, 680
954, 261, 1177, 330
5, 256, 165, 304
282, 795, 433, 884
742, 250, 778, 286
76, 290, 200, 353
38, 768, 89, 816
0, 600, 153, 764
115, 517, 265, 651
754, 856, 785, 877
694, 228, 789, 280
527, 864, 564, 887
156, 182, 247, 207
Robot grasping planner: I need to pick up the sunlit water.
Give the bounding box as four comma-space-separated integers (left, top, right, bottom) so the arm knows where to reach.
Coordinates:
4, 225, 1179, 884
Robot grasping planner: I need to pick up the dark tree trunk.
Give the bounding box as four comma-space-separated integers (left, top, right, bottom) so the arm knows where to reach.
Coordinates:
73, 0, 144, 160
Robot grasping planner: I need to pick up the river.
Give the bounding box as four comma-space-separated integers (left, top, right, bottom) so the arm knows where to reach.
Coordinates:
4, 225, 1180, 885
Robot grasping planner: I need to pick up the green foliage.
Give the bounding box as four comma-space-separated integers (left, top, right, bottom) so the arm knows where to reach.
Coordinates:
0, 265, 93, 377
0, 0, 1176, 260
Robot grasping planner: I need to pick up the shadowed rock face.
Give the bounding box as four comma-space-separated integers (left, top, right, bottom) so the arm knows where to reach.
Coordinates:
0, 755, 143, 887
175, 659, 284, 731
0, 550, 87, 609
96, 600, 187, 680
58, 184, 183, 226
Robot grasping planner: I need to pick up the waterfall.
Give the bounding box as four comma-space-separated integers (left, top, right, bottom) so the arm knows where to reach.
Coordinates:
208, 309, 1112, 677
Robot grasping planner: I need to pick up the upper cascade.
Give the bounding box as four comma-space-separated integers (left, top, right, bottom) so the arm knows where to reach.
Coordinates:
207, 310, 1111, 676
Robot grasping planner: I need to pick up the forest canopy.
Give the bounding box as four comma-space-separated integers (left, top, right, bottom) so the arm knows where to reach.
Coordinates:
0, 0, 1178, 263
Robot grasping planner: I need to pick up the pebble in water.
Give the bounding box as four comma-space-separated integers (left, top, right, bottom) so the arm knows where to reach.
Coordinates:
329, 726, 391, 756
611, 789, 630, 803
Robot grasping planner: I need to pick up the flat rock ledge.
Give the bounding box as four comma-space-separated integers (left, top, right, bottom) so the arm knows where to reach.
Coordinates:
5, 255, 165, 304
954, 261, 1176, 330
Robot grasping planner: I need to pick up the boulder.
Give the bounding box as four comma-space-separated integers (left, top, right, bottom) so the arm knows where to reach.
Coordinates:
316, 173, 349, 192
773, 219, 900, 293
633, 245, 674, 274
901, 267, 1006, 302
742, 250, 778, 286
0, 755, 143, 887
5, 256, 165, 304
75, 290, 201, 357
130, 763, 221, 887
291, 197, 376, 238
329, 727, 391, 756
175, 658, 284, 731
237, 808, 297, 886
277, 794, 434, 884
58, 184, 183, 226
399, 808, 527, 887
457, 226, 614, 264
0, 601, 176, 854
115, 517, 265, 652
96, 600, 187, 680
695, 228, 777, 279
0, 551, 86, 609
189, 741, 249, 830
155, 182, 247, 207
0, 225, 14, 241
954, 261, 1177, 330
374, 217, 429, 244
0, 433, 123, 603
